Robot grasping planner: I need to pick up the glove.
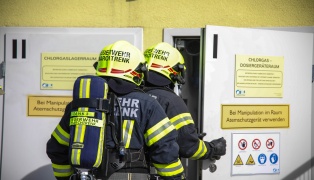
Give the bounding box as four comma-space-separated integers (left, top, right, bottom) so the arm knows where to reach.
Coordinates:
208, 137, 226, 159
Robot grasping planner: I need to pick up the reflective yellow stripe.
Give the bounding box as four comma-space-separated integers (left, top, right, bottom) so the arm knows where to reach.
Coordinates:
71, 124, 85, 165
191, 140, 207, 159
144, 118, 175, 147
80, 78, 91, 98
52, 124, 70, 146
52, 163, 73, 177
79, 78, 90, 112
123, 120, 134, 148
170, 113, 194, 130
153, 159, 184, 177
71, 78, 91, 165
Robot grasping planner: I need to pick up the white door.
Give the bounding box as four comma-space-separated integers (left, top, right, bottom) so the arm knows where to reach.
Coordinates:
0, 27, 142, 180
201, 25, 313, 180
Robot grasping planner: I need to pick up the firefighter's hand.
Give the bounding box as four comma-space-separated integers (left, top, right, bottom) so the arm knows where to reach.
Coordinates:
209, 137, 226, 158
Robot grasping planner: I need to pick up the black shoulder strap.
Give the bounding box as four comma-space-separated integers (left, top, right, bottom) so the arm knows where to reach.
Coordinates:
108, 92, 125, 161
71, 98, 110, 112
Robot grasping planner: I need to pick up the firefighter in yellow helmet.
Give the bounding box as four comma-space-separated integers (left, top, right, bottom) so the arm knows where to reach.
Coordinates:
47, 40, 184, 180
143, 42, 227, 170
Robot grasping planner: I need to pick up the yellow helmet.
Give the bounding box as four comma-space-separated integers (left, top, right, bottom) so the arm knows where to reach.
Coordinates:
144, 42, 185, 84
95, 40, 147, 86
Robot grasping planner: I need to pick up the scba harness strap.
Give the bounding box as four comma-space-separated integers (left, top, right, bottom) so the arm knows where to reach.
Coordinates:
71, 98, 110, 113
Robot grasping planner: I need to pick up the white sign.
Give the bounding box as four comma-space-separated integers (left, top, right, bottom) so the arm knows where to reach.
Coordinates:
232, 133, 280, 175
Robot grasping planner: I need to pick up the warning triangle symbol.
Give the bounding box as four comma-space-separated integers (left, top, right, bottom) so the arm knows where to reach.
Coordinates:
246, 154, 255, 165
233, 155, 243, 165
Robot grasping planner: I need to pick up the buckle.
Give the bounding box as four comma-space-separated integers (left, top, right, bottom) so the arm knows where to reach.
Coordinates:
96, 98, 110, 112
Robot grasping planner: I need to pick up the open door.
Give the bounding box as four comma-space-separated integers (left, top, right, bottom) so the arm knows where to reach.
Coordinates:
201, 25, 313, 180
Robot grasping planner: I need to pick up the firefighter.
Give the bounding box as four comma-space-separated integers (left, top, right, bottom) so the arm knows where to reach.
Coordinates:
46, 40, 184, 180
143, 42, 227, 164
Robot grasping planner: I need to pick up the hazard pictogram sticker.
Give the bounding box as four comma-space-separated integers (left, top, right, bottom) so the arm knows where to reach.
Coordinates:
266, 138, 275, 149
252, 139, 261, 150
270, 153, 278, 164
246, 154, 255, 165
258, 153, 267, 164
233, 155, 243, 165
238, 139, 247, 150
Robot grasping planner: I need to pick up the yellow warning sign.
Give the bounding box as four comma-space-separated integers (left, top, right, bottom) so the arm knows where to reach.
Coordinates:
246, 154, 255, 165
28, 95, 72, 117
233, 155, 243, 165
221, 104, 290, 129
41, 52, 98, 90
